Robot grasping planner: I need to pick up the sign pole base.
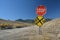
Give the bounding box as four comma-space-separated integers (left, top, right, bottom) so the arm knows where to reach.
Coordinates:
39, 27, 42, 35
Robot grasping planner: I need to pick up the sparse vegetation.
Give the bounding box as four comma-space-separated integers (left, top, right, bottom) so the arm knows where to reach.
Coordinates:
16, 19, 34, 23
0, 18, 52, 30
0, 19, 33, 30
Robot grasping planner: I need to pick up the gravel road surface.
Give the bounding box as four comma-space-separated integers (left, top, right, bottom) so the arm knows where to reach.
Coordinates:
0, 25, 41, 40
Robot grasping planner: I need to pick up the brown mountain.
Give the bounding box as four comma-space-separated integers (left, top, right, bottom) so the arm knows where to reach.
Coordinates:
0, 19, 32, 29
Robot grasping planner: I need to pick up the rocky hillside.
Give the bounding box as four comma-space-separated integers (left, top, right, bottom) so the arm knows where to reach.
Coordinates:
0, 19, 32, 29
0, 18, 60, 40
41, 18, 60, 40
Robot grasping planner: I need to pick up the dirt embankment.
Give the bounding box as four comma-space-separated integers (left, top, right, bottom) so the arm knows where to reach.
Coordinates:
41, 18, 60, 40
1, 18, 60, 40
0, 20, 32, 29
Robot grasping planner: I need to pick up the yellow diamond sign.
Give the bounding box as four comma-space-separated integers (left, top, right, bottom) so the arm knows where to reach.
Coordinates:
35, 16, 46, 27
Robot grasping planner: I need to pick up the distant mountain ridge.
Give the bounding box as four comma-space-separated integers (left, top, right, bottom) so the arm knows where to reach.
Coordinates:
16, 19, 34, 23
15, 18, 52, 23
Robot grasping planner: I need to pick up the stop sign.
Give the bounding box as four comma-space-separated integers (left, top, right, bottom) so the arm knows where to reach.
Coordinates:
36, 5, 46, 16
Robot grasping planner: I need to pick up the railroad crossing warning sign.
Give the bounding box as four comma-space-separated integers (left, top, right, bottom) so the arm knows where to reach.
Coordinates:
35, 16, 46, 27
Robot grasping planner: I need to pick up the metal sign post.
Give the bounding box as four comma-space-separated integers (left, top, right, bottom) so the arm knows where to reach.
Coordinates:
35, 5, 47, 35
35, 16, 46, 35
39, 27, 41, 35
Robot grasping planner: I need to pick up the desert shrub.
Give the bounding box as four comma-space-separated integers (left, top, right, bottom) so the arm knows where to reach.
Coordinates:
6, 26, 13, 29
16, 26, 23, 28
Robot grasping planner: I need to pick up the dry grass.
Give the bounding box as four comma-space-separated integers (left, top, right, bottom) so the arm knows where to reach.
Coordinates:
1, 18, 60, 40
41, 18, 60, 40
0, 20, 33, 29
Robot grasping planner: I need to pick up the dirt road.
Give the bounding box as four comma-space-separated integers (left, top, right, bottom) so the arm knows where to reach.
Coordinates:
0, 25, 41, 40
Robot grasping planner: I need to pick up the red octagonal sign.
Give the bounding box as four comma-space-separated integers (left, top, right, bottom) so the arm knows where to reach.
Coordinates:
36, 5, 46, 16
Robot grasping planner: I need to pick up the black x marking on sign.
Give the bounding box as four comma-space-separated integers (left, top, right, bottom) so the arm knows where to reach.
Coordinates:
35, 17, 44, 25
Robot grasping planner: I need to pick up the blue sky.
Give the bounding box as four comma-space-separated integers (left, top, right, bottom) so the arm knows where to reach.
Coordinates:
0, 0, 60, 20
